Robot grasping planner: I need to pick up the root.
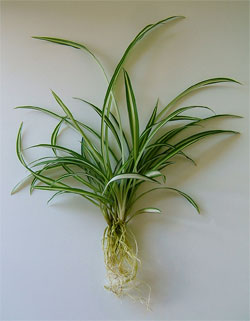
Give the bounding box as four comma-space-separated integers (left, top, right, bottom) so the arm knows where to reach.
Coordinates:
102, 222, 151, 307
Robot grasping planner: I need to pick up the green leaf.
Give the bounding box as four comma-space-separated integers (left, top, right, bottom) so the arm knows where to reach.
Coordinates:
127, 207, 161, 223
51, 171, 101, 193
51, 118, 66, 151
142, 114, 241, 165
11, 174, 33, 195
100, 16, 184, 168
47, 191, 66, 204
153, 129, 239, 169
32, 35, 126, 167
51, 91, 103, 164
136, 106, 214, 167
28, 163, 67, 194
15, 105, 102, 145
169, 115, 202, 121
144, 169, 166, 182
157, 78, 241, 120
13, 19, 241, 231
50, 119, 89, 190
149, 105, 214, 142
74, 97, 123, 154
133, 187, 200, 214
124, 70, 140, 162
166, 187, 200, 213
145, 143, 197, 168
15, 104, 118, 163
139, 99, 159, 149
27, 143, 87, 162
16, 125, 107, 201
33, 185, 108, 206
29, 153, 107, 182
16, 123, 68, 188
102, 16, 184, 120
144, 170, 163, 178
103, 173, 159, 193
32, 36, 108, 83
33, 36, 93, 52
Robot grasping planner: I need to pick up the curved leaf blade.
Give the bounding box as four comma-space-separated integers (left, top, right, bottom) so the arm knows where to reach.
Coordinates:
127, 207, 161, 223
11, 174, 33, 195
133, 186, 200, 213
157, 77, 241, 120
103, 173, 159, 194
153, 130, 239, 169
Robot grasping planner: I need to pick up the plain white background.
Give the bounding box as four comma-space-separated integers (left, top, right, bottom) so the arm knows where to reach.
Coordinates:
1, 1, 249, 320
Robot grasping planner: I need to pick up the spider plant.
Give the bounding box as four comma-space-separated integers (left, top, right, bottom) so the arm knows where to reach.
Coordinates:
13, 16, 241, 299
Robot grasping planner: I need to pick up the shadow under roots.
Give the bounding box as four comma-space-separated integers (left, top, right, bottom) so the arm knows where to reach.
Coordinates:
129, 217, 186, 306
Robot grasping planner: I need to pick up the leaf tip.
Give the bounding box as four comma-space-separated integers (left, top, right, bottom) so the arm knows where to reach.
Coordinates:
123, 68, 128, 77
50, 89, 57, 98
32, 36, 45, 41
19, 121, 24, 131
234, 79, 243, 85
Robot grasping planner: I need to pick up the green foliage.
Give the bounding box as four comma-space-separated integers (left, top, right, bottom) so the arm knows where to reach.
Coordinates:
14, 17, 240, 222
13, 17, 241, 298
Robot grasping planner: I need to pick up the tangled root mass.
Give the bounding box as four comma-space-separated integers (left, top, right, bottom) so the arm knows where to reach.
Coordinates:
102, 222, 151, 307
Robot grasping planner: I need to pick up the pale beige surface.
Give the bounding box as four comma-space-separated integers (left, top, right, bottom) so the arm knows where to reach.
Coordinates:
1, 1, 249, 320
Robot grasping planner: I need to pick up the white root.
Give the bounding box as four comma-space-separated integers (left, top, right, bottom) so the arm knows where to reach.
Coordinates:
102, 222, 151, 308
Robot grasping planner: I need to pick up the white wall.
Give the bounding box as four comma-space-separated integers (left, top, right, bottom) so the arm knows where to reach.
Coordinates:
1, 1, 249, 320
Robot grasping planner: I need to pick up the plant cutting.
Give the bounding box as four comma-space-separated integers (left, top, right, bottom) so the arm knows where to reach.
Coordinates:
13, 16, 241, 302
